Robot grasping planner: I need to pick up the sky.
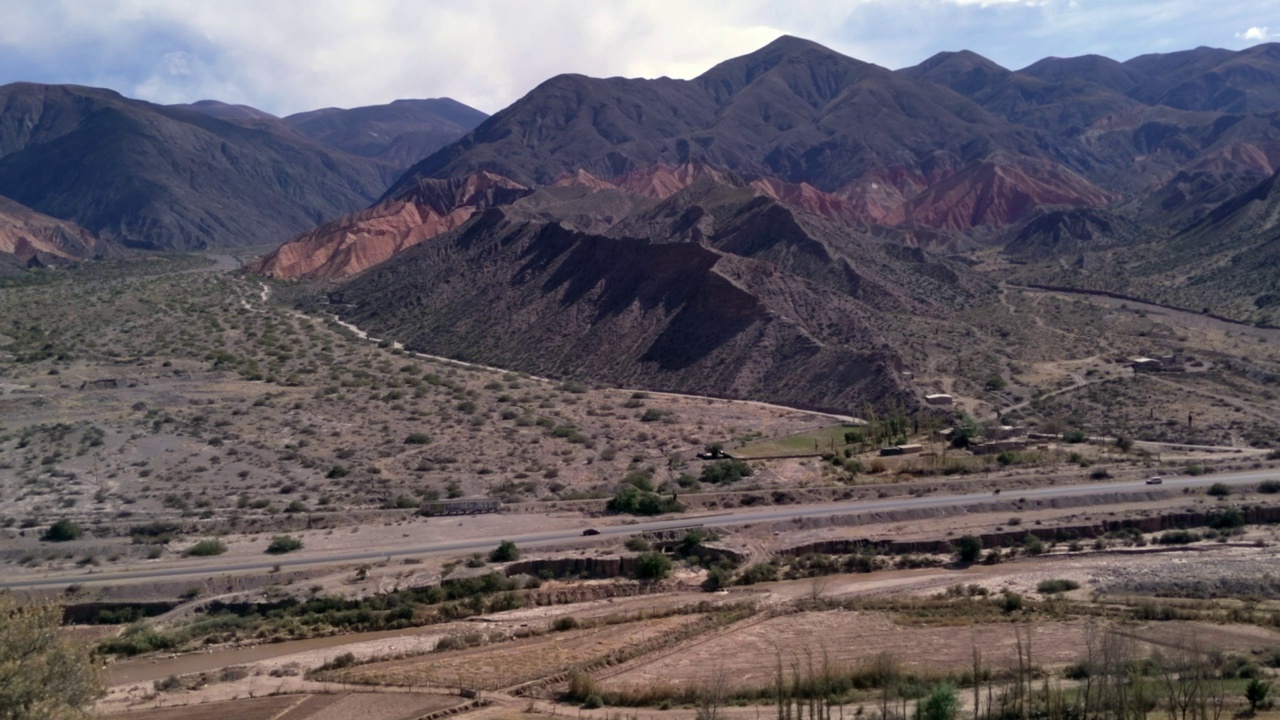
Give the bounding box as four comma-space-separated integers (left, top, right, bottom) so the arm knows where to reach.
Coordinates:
0, 0, 1275, 117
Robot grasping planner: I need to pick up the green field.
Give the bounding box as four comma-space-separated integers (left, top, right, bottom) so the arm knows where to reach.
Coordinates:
733, 424, 862, 458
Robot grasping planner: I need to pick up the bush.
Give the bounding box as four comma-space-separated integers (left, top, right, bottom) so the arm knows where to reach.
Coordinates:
1207, 482, 1230, 497
403, 432, 431, 445
266, 535, 303, 554
1157, 530, 1201, 545
1064, 429, 1087, 443
1259, 480, 1280, 494
185, 539, 226, 557
624, 536, 651, 552
552, 616, 579, 632
1036, 579, 1080, 594
1209, 507, 1245, 530
921, 683, 960, 720
582, 695, 604, 709
702, 565, 733, 591
489, 540, 520, 563
700, 459, 754, 485
955, 535, 982, 564
607, 485, 682, 516
326, 465, 349, 479
1023, 534, 1044, 555
316, 652, 357, 672
635, 552, 672, 580
1001, 590, 1024, 613
42, 518, 82, 542
738, 562, 779, 585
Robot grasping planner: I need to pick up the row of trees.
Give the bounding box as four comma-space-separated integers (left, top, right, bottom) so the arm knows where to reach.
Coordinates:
689, 623, 1271, 720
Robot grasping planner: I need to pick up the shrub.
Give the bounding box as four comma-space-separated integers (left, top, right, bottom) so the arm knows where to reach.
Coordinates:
607, 485, 682, 516
635, 552, 672, 580
403, 432, 431, 445
955, 535, 982, 564
921, 683, 960, 720
266, 535, 303, 554
185, 539, 226, 557
317, 652, 357, 672
624, 536, 651, 552
1246, 678, 1271, 713
1036, 579, 1080, 594
552, 616, 579, 632
1001, 591, 1024, 613
1064, 429, 1087, 443
1157, 530, 1201, 545
1023, 534, 1044, 555
42, 518, 82, 542
1209, 507, 1245, 530
582, 695, 604, 709
738, 562, 779, 585
1259, 480, 1280, 494
489, 540, 520, 563
702, 565, 733, 591
1207, 482, 1230, 497
326, 465, 349, 479
700, 459, 754, 485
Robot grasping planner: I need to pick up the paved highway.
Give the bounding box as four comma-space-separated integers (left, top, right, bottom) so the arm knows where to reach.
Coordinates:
3, 469, 1274, 590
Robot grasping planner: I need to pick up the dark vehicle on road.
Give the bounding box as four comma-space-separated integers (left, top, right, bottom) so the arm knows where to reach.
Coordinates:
582, 528, 601, 536
1146, 476, 1163, 484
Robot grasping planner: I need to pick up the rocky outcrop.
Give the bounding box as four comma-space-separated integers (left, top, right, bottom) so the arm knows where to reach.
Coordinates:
906, 157, 1111, 230
250, 172, 530, 279
323, 180, 986, 413
0, 196, 99, 265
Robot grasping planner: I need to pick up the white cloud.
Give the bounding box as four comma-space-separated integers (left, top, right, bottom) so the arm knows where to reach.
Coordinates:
0, 0, 1269, 115
1237, 26, 1275, 41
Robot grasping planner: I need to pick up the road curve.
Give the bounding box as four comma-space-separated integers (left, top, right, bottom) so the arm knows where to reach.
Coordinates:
3, 469, 1274, 590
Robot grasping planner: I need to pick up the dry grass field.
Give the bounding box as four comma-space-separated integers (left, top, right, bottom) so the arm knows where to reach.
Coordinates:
330, 614, 701, 690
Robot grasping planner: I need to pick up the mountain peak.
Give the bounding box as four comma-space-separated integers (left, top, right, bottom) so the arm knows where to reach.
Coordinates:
912, 50, 1007, 75
697, 35, 871, 105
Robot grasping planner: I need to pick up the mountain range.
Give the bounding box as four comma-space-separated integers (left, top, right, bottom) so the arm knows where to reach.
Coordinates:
0, 84, 486, 254
7, 36, 1280, 409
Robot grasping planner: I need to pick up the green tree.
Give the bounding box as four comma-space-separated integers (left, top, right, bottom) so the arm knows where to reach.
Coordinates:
41, 519, 81, 542
635, 552, 672, 580
489, 540, 520, 563
1246, 678, 1270, 713
699, 459, 754, 485
920, 683, 960, 720
955, 535, 982, 564
0, 595, 105, 719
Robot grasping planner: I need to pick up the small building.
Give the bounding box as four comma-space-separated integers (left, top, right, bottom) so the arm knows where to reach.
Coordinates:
879, 444, 924, 456
924, 393, 954, 406
989, 425, 1025, 440
1130, 357, 1163, 372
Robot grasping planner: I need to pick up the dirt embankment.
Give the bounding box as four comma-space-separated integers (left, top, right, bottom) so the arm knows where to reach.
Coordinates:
781, 504, 1280, 557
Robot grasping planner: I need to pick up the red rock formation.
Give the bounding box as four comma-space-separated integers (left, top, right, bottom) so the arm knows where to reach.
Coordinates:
0, 197, 98, 264
251, 172, 529, 279
905, 157, 1110, 230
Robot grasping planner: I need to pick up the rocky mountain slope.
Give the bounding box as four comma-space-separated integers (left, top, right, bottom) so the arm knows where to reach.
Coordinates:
265, 39, 1280, 285
326, 179, 991, 412
0, 196, 101, 270
252, 172, 529, 279
0, 83, 401, 251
